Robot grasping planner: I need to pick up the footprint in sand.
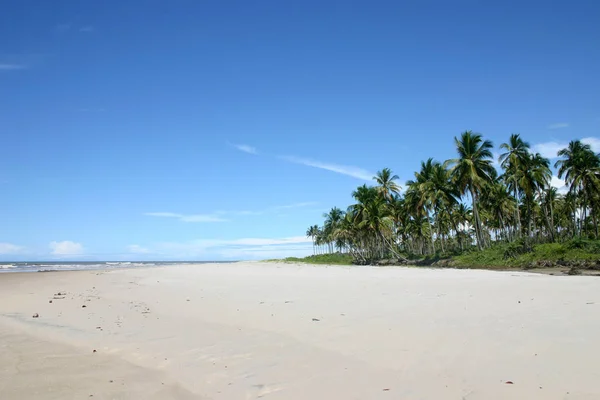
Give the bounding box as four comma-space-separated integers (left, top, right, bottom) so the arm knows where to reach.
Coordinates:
248, 383, 284, 399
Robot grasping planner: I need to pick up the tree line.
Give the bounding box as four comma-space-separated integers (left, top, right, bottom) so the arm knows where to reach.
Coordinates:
306, 131, 600, 264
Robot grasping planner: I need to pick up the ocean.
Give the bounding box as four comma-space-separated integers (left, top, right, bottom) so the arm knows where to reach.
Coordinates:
0, 261, 231, 273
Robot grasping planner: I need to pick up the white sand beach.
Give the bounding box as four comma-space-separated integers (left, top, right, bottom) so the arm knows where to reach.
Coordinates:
1, 262, 599, 399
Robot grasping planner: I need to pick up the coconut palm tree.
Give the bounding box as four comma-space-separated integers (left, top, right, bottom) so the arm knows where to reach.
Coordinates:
323, 207, 345, 252
447, 131, 495, 250
555, 140, 600, 237
305, 133, 600, 264
499, 134, 530, 238
374, 168, 401, 201
306, 225, 319, 255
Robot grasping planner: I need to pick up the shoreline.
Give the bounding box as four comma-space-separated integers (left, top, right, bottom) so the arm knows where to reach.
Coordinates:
3, 259, 600, 277
2, 262, 599, 399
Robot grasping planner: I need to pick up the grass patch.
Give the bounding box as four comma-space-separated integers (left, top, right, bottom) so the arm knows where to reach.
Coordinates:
276, 253, 354, 265
452, 239, 600, 269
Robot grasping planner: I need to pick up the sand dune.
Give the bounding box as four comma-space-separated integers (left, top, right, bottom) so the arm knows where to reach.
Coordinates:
1, 262, 599, 399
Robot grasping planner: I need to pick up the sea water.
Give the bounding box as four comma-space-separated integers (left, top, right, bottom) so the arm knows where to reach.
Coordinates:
0, 261, 231, 273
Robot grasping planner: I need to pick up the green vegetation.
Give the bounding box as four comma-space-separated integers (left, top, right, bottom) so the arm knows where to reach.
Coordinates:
451, 239, 600, 269
274, 239, 600, 271
280, 253, 353, 265
303, 132, 600, 269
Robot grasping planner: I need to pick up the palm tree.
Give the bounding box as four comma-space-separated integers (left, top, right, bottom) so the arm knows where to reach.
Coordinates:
555, 140, 600, 237
481, 182, 514, 242
499, 134, 530, 238
305, 133, 599, 264
447, 131, 495, 250
306, 225, 319, 255
323, 207, 345, 252
374, 168, 401, 201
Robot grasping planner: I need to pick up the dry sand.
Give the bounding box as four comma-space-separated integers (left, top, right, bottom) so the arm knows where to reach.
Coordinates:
1, 262, 599, 399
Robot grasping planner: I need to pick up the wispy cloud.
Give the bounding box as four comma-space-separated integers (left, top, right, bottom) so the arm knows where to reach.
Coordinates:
79, 26, 94, 32
281, 156, 375, 181
145, 212, 227, 223
232, 144, 258, 155
146, 202, 316, 223
0, 243, 24, 254
273, 202, 318, 210
50, 241, 84, 256
532, 136, 600, 159
1, 54, 45, 71
156, 236, 312, 259
547, 123, 569, 130
0, 63, 27, 71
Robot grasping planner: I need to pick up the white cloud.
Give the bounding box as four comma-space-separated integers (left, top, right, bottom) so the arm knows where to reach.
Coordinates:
50, 241, 84, 256
79, 26, 94, 32
532, 141, 565, 159
532, 136, 600, 159
281, 156, 375, 181
582, 137, 600, 152
232, 144, 258, 155
0, 64, 27, 71
547, 123, 569, 130
0, 243, 24, 254
551, 175, 569, 195
127, 245, 150, 254
145, 212, 227, 223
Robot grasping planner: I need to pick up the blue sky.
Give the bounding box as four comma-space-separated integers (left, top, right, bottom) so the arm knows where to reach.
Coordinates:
1, 1, 599, 261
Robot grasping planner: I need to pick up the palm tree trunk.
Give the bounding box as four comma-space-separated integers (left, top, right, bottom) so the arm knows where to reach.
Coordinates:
537, 189, 554, 242
513, 182, 521, 238
469, 187, 484, 250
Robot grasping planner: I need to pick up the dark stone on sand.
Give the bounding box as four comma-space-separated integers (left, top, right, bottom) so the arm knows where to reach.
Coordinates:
32, 313, 39, 318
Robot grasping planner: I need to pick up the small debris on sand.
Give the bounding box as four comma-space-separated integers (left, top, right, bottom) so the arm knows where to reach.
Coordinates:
32, 313, 39, 318
93, 350, 97, 353
82, 305, 87, 308
505, 381, 514, 385
312, 318, 320, 322
49, 300, 52, 303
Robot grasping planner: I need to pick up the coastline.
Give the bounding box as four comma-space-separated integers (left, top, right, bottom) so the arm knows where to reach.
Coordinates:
2, 262, 599, 399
